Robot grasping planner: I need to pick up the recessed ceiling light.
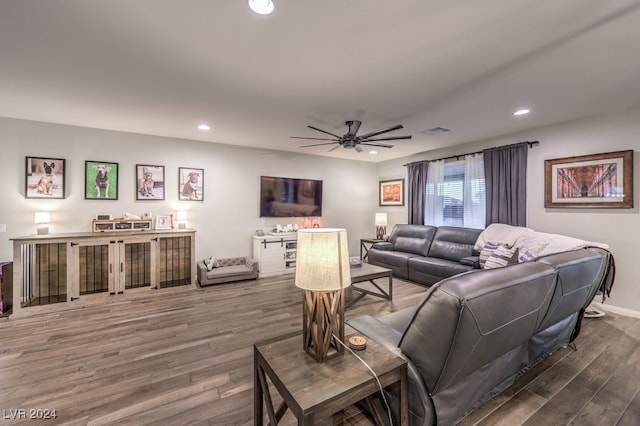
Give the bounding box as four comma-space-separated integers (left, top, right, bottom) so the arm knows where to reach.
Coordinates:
197, 124, 210, 131
513, 109, 530, 116
369, 150, 378, 155
249, 0, 274, 15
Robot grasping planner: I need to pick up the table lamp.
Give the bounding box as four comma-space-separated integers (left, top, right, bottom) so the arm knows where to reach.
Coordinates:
34, 211, 51, 235
295, 228, 351, 362
375, 213, 387, 240
176, 211, 187, 229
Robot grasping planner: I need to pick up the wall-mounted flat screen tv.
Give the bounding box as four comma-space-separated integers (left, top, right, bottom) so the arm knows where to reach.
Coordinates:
260, 176, 323, 217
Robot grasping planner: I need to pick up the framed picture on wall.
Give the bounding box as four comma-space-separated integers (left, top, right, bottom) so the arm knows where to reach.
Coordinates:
544, 150, 633, 208
136, 164, 165, 200
25, 156, 66, 199
178, 167, 204, 201
379, 178, 405, 206
85, 160, 119, 200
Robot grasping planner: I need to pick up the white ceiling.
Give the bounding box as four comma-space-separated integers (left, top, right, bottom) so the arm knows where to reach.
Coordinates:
2, 1, 640, 162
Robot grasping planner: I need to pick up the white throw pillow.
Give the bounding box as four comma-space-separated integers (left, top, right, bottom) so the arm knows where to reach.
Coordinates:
204, 257, 220, 271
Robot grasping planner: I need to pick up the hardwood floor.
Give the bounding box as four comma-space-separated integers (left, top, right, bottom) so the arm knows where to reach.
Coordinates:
0, 275, 638, 425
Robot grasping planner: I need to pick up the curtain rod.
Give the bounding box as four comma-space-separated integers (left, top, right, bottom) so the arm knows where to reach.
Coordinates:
403, 141, 539, 166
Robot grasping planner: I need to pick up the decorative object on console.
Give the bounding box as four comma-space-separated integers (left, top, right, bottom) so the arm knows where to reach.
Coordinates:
375, 212, 387, 240
85, 160, 119, 200
544, 150, 633, 208
34, 211, 50, 235
379, 178, 405, 206
295, 228, 351, 362
92, 218, 152, 232
95, 214, 112, 220
25, 156, 66, 199
155, 214, 172, 230
176, 211, 187, 229
136, 164, 165, 200
178, 167, 204, 201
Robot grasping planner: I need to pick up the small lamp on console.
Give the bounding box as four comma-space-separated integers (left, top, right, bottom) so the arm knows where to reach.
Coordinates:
295, 228, 351, 362
176, 211, 187, 229
34, 211, 51, 235
375, 212, 387, 240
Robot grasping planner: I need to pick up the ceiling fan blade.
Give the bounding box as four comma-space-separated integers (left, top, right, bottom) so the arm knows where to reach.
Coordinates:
361, 135, 412, 142
307, 125, 342, 139
328, 144, 342, 152
346, 120, 361, 137
361, 142, 394, 148
354, 144, 363, 153
358, 124, 404, 139
291, 136, 338, 141
300, 142, 340, 148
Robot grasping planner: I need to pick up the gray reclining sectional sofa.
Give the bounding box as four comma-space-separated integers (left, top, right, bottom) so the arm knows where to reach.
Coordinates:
348, 244, 612, 425
368, 224, 483, 286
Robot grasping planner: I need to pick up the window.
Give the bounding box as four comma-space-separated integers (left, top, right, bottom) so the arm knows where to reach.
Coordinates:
425, 154, 485, 229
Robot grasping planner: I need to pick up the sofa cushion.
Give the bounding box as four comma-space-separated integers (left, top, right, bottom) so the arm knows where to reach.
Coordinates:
408, 256, 475, 285
428, 226, 482, 261
389, 224, 437, 257
484, 245, 519, 269
206, 264, 253, 279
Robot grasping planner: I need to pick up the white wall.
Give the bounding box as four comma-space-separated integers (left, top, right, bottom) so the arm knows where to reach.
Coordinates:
0, 117, 378, 261
378, 106, 640, 311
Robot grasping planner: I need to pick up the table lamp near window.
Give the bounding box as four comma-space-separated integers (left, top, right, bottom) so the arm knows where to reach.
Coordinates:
375, 212, 387, 240
295, 228, 351, 362
34, 211, 50, 235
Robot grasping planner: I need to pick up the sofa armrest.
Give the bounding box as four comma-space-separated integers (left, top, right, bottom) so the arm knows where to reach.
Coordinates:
196, 260, 208, 284
459, 255, 480, 269
245, 257, 258, 271
372, 242, 395, 251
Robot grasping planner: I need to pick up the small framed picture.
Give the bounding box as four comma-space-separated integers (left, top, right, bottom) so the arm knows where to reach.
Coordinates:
25, 156, 66, 199
155, 214, 172, 230
178, 167, 204, 201
379, 178, 405, 206
136, 164, 165, 200
85, 160, 119, 200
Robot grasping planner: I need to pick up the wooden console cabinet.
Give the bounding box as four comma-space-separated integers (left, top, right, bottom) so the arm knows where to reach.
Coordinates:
10, 229, 196, 316
252, 234, 297, 278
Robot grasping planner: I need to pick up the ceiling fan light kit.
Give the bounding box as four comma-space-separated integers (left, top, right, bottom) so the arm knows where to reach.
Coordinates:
292, 120, 412, 153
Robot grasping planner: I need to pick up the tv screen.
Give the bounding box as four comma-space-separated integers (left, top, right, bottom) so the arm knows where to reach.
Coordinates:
260, 176, 323, 217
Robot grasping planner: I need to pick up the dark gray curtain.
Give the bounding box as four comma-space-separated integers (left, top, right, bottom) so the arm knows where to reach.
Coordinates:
407, 161, 429, 225
483, 142, 528, 227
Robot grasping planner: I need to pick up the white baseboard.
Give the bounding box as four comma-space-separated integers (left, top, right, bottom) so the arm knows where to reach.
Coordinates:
590, 301, 640, 319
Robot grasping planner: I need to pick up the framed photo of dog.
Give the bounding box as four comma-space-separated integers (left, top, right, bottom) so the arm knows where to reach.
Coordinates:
178, 167, 204, 201
25, 156, 66, 199
136, 164, 165, 200
85, 160, 118, 200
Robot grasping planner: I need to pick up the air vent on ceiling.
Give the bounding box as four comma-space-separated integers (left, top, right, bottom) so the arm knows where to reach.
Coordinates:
421, 126, 451, 135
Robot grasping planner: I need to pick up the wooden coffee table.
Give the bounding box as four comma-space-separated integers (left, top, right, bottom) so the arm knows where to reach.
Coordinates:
347, 263, 392, 308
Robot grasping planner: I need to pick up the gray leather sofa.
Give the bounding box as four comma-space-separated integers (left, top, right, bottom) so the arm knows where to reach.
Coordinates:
368, 224, 483, 286
347, 247, 611, 425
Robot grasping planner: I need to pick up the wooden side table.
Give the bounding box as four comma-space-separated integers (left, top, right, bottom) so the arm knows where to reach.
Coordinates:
254, 332, 408, 425
360, 238, 384, 261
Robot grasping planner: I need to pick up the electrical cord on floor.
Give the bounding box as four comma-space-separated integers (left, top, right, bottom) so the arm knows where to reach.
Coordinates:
333, 333, 394, 426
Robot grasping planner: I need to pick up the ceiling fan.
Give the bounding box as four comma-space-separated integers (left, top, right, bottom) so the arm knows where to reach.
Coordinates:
291, 120, 412, 152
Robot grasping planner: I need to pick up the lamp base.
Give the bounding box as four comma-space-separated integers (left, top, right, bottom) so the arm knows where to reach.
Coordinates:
376, 226, 386, 240
37, 225, 49, 235
302, 289, 345, 362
